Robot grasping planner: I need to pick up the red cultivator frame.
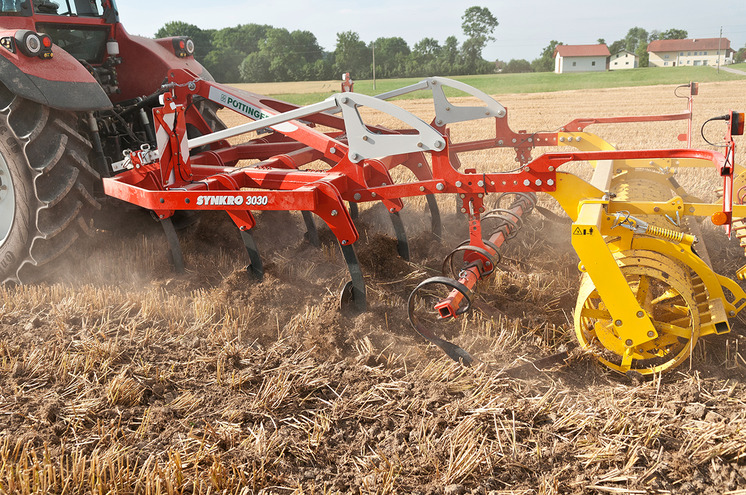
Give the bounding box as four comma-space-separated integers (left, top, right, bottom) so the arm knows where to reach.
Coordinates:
104, 70, 746, 375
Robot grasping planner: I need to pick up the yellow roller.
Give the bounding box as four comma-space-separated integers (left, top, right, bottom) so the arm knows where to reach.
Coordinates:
575, 250, 700, 375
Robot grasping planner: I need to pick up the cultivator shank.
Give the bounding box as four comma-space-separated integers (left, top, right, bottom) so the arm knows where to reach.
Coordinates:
104, 72, 746, 375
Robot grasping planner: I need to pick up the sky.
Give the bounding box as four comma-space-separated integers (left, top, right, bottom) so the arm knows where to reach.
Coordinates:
117, 0, 746, 62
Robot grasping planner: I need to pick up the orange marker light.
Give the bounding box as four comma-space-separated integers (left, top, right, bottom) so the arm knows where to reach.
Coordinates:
712, 211, 729, 226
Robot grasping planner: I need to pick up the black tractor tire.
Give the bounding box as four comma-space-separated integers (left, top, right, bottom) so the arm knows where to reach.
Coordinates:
0, 82, 100, 284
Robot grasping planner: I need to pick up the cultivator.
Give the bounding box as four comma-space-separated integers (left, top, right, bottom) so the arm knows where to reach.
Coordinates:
103, 70, 746, 375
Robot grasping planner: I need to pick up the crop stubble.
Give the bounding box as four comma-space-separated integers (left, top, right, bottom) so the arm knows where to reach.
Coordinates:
0, 82, 745, 493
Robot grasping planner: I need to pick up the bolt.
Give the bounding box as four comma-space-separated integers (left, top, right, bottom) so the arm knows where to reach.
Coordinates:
498, 140, 504, 145
331, 210, 338, 216
390, 208, 396, 213
159, 214, 164, 219
523, 179, 531, 186
341, 240, 348, 245
371, 192, 377, 198
689, 207, 695, 213
330, 147, 337, 154
159, 198, 164, 204
576, 137, 582, 142
362, 135, 368, 141
647, 331, 655, 338
460, 208, 467, 213
436, 120, 443, 126
560, 137, 566, 142
445, 106, 451, 111
455, 181, 463, 188
654, 207, 660, 212
548, 166, 555, 172
436, 183, 445, 191
637, 311, 644, 318
479, 207, 485, 213
185, 198, 190, 204
730, 310, 736, 317
419, 186, 425, 192
512, 138, 517, 143
417, 142, 423, 148
478, 180, 484, 187
478, 193, 483, 198
341, 97, 349, 104
460, 194, 466, 199
417, 163, 423, 168
354, 193, 361, 200
615, 320, 623, 327
625, 339, 633, 347
547, 179, 555, 186
350, 153, 359, 161
649, 161, 655, 165
187, 81, 196, 91
485, 111, 490, 116
434, 140, 444, 149
528, 138, 533, 143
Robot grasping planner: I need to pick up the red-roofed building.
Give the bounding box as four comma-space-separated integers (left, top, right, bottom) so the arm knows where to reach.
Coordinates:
647, 38, 734, 67
553, 44, 610, 73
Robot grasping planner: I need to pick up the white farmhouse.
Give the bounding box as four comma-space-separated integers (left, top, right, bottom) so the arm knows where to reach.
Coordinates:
647, 38, 734, 67
554, 44, 610, 73
609, 50, 639, 70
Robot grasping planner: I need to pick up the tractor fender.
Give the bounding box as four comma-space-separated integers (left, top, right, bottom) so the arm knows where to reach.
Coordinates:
0, 31, 111, 112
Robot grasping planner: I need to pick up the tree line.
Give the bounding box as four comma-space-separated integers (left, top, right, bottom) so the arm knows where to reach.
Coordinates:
156, 6, 498, 83
157, 15, 745, 82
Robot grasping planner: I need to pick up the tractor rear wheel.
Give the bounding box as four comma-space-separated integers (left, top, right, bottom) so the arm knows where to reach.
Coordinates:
0, 83, 100, 284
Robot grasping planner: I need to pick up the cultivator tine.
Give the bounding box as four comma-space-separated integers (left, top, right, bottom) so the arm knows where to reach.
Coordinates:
301, 211, 321, 247
348, 202, 359, 220
425, 194, 443, 239
160, 217, 184, 274
339, 244, 366, 312
407, 277, 474, 365
389, 211, 410, 261
239, 230, 264, 280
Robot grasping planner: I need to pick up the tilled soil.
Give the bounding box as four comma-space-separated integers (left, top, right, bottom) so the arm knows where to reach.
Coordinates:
0, 82, 745, 494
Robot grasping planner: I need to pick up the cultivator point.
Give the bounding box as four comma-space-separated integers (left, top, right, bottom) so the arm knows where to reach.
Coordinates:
103, 72, 746, 375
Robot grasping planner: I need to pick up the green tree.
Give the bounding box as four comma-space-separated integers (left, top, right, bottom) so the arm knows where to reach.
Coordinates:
410, 37, 440, 76
334, 31, 371, 79
155, 21, 213, 60
504, 59, 532, 73
660, 28, 688, 40
239, 51, 272, 82
531, 40, 562, 72
736, 45, 746, 63
608, 39, 625, 55
203, 47, 245, 82
438, 35, 460, 73
460, 6, 498, 72
212, 24, 269, 54
372, 37, 410, 78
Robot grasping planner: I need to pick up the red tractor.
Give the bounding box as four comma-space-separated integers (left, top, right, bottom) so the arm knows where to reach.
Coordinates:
0, 0, 220, 283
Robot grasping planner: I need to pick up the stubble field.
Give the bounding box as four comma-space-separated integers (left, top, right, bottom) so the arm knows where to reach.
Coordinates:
1, 81, 746, 494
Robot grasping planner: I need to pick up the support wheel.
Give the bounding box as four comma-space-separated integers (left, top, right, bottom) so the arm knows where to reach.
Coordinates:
574, 250, 701, 375
0, 83, 99, 284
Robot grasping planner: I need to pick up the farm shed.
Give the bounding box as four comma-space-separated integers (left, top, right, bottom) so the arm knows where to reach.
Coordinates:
610, 49, 639, 70
554, 44, 610, 73
647, 38, 734, 67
